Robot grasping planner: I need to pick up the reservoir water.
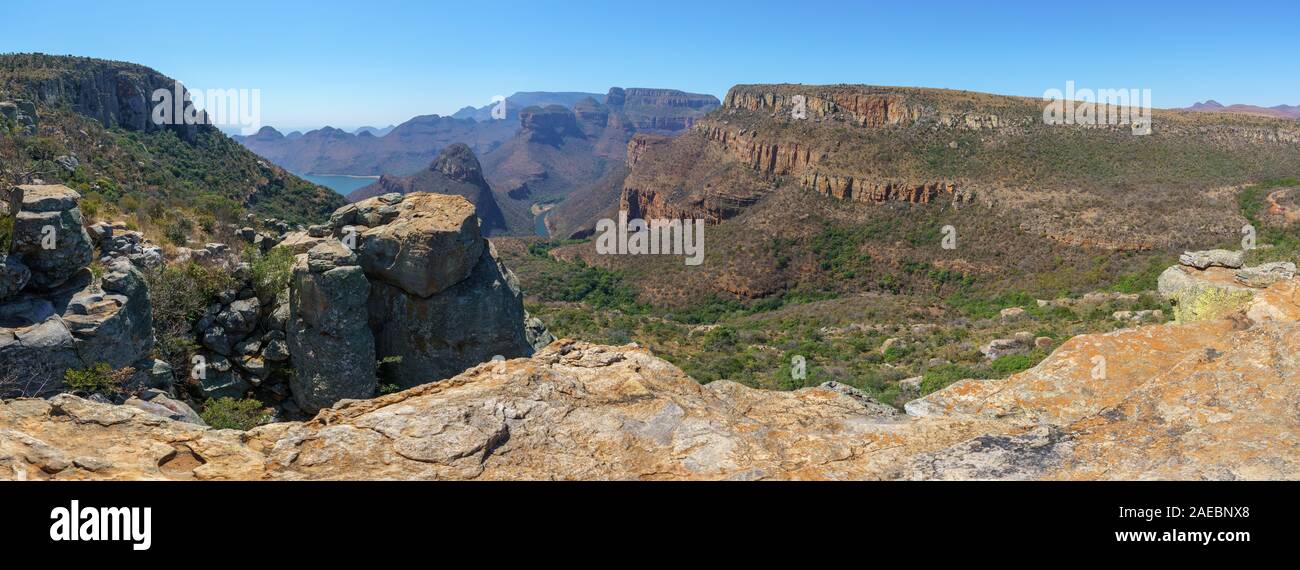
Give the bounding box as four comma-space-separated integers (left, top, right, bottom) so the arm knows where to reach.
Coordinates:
300, 174, 379, 196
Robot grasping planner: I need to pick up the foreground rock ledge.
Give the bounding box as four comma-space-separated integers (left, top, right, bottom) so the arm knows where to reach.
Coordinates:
3, 276, 1299, 480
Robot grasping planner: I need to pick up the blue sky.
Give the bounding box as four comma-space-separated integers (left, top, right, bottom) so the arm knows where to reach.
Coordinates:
7, 0, 1298, 130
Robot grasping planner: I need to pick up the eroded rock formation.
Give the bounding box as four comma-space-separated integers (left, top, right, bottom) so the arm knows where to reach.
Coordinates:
1, 185, 156, 396
282, 192, 542, 408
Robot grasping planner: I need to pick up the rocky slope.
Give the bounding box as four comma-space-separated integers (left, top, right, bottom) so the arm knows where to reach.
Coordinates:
4, 180, 551, 428
347, 144, 509, 235
3, 259, 1295, 480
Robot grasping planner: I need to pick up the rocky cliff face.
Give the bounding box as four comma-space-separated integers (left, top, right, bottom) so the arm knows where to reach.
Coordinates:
0, 54, 203, 141
607, 87, 720, 131
4, 261, 1295, 480
619, 83, 1300, 236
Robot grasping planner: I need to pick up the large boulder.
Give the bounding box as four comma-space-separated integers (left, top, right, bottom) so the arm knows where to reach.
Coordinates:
343, 193, 484, 298
367, 242, 534, 387
1158, 263, 1286, 323
8, 185, 95, 290
286, 241, 376, 413
276, 193, 544, 407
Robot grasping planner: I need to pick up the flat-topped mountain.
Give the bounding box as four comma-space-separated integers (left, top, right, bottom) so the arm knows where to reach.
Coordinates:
472, 88, 719, 234
451, 91, 604, 122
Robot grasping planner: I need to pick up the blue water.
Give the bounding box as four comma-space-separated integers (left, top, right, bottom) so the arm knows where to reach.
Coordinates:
534, 209, 552, 237
300, 174, 379, 196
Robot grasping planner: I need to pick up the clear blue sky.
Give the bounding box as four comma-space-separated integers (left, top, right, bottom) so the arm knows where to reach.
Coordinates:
7, 0, 1298, 130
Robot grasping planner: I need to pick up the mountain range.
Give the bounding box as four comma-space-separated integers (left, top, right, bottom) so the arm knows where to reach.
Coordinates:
1180, 100, 1300, 120
235, 88, 719, 183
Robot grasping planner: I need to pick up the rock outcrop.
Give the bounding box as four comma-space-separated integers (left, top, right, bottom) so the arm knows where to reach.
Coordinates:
8, 185, 95, 291
4, 262, 1296, 480
1157, 250, 1295, 323
332, 192, 485, 298
280, 192, 541, 406
1, 186, 155, 396
0, 99, 38, 135
287, 242, 376, 412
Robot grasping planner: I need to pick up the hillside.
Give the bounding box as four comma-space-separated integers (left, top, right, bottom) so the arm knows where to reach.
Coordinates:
0, 54, 344, 227
554, 83, 1300, 306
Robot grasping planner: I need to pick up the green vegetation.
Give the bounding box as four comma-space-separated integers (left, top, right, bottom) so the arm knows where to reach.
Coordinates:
0, 214, 11, 252
200, 397, 271, 430
63, 363, 135, 395
920, 364, 985, 396
1238, 178, 1300, 267
509, 225, 1177, 409
244, 245, 295, 300
377, 356, 404, 395
143, 262, 239, 374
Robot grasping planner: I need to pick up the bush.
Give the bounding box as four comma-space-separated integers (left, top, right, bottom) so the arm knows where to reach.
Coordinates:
0, 214, 11, 251
244, 245, 294, 300
200, 397, 271, 430
143, 262, 238, 373
988, 350, 1047, 377
920, 364, 986, 395
64, 363, 134, 395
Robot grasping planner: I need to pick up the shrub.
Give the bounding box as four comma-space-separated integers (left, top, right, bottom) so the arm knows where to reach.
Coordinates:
64, 363, 134, 395
920, 364, 986, 395
244, 245, 294, 300
200, 397, 270, 430
989, 350, 1047, 377
377, 356, 403, 394
0, 214, 11, 251
143, 262, 238, 372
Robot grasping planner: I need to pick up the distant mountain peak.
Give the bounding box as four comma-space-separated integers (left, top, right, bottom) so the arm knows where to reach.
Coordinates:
431, 143, 488, 186
1181, 99, 1300, 120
